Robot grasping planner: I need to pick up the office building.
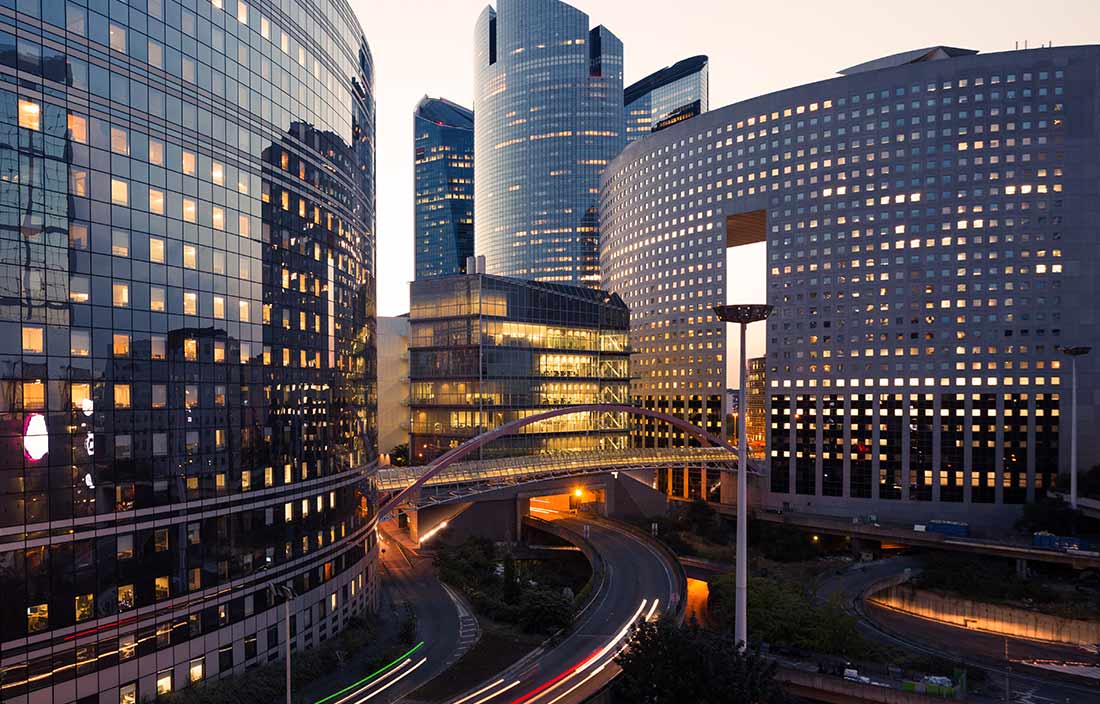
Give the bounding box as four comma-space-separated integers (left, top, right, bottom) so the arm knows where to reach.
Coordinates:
0, 0, 378, 700
408, 273, 630, 463
414, 98, 475, 280
378, 316, 411, 457
747, 357, 767, 458
473, 0, 624, 286
601, 45, 1100, 527
625, 55, 709, 144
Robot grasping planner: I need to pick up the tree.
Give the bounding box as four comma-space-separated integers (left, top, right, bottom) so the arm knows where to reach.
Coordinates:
388, 443, 409, 467
614, 618, 786, 704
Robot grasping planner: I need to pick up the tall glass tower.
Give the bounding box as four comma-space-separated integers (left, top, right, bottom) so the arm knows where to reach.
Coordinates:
474, 0, 623, 287
414, 97, 475, 280
625, 55, 709, 144
0, 0, 378, 700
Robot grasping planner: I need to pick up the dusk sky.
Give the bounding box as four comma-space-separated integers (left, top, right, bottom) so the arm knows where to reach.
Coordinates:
354, 0, 1099, 320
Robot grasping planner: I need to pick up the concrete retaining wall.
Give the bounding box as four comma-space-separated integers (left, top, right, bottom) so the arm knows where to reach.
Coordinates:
869, 585, 1100, 647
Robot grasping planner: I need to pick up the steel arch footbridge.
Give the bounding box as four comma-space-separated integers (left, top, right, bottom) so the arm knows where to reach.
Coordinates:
374, 404, 763, 519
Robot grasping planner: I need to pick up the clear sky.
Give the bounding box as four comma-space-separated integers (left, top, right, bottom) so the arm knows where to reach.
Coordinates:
351, 0, 1099, 320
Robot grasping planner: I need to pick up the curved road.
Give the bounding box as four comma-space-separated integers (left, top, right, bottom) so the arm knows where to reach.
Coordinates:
442, 515, 680, 704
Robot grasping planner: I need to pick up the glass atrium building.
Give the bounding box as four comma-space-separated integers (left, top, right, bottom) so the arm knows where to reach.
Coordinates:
408, 274, 630, 464
601, 45, 1100, 527
473, 0, 624, 287
414, 97, 474, 280
0, 0, 378, 701
624, 55, 709, 144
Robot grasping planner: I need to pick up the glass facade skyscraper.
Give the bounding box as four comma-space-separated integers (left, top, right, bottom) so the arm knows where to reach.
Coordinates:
474, 0, 623, 287
414, 97, 474, 280
408, 274, 630, 464
0, 0, 378, 701
624, 55, 709, 144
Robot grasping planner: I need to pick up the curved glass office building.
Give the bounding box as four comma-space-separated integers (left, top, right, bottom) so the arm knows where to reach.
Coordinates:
474, 0, 623, 287
601, 45, 1100, 528
0, 0, 378, 701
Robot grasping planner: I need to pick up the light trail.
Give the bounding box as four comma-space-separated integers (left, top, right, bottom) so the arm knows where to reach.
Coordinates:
349, 657, 428, 703
645, 598, 660, 621
450, 678, 522, 704
313, 641, 424, 704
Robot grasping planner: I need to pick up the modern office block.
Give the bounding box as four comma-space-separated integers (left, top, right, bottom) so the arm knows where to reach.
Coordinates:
625, 55, 709, 144
0, 0, 378, 700
408, 274, 630, 464
747, 357, 767, 458
601, 45, 1100, 527
414, 98, 475, 280
474, 0, 624, 286
378, 315, 411, 455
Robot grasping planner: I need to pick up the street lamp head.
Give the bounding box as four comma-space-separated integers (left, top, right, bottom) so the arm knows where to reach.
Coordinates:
713, 304, 773, 324
1058, 345, 1092, 357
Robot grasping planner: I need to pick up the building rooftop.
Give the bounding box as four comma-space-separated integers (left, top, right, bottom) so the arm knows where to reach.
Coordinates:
625, 55, 708, 104
414, 96, 474, 129
839, 46, 979, 76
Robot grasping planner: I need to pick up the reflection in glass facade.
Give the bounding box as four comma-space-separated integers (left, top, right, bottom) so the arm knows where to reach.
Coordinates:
474, 0, 623, 287
602, 45, 1100, 527
0, 0, 377, 700
408, 274, 629, 464
414, 97, 474, 280
624, 55, 709, 144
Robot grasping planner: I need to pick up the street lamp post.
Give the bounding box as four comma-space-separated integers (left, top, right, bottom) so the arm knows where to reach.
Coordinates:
713, 304, 773, 651
268, 584, 296, 704
1059, 346, 1091, 509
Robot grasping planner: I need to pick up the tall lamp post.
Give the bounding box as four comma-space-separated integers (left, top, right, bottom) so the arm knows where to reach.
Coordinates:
1059, 346, 1091, 509
713, 303, 773, 650
268, 584, 296, 704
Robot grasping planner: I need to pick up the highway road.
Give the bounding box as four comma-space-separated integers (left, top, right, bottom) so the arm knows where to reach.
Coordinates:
304, 530, 479, 704
817, 557, 1100, 703
441, 514, 680, 704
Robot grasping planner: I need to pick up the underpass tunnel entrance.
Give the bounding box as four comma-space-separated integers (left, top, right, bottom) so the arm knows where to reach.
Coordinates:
525, 485, 607, 520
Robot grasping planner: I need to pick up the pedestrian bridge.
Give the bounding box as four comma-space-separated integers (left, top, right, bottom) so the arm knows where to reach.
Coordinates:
377, 446, 754, 508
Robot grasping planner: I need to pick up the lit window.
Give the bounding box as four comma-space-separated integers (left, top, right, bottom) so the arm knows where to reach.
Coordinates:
113, 334, 130, 356
71, 330, 91, 357
188, 567, 201, 591
109, 23, 126, 52
68, 113, 87, 142
114, 384, 131, 408
110, 127, 129, 155
150, 287, 165, 311
149, 188, 165, 214
70, 382, 90, 410
151, 336, 166, 359
185, 385, 198, 408
212, 161, 225, 185
212, 206, 225, 229
239, 214, 250, 237
70, 276, 90, 303
214, 385, 226, 406
18, 99, 40, 130
183, 198, 197, 222
214, 295, 225, 319
182, 150, 196, 175
183, 245, 198, 268
150, 237, 165, 263
27, 603, 48, 633
119, 683, 137, 704
70, 223, 89, 249
214, 341, 225, 362
111, 230, 129, 256
75, 593, 94, 622
70, 168, 89, 196
149, 138, 165, 165
22, 326, 44, 354
111, 179, 129, 205
239, 300, 250, 322
189, 658, 205, 684
112, 282, 129, 307
237, 1, 248, 22
118, 584, 135, 611
156, 670, 172, 695
184, 338, 198, 361
23, 381, 44, 410
183, 292, 198, 316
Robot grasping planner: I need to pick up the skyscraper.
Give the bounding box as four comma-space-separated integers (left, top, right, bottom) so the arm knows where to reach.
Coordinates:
414, 97, 475, 280
602, 45, 1100, 527
624, 55, 709, 144
474, 0, 624, 286
0, 0, 378, 700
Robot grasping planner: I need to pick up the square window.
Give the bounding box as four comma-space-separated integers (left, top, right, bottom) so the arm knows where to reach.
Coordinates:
110, 127, 129, 155
112, 282, 129, 307
111, 179, 128, 205
182, 151, 197, 175
114, 384, 131, 408
152, 384, 167, 408
214, 295, 225, 319
212, 161, 225, 185
117, 535, 134, 559
184, 245, 198, 268
149, 188, 165, 214
120, 684, 136, 704
112, 230, 129, 256
22, 326, 44, 354
71, 330, 91, 356
68, 114, 87, 143
212, 206, 225, 230
149, 138, 165, 165
22, 381, 44, 410
112, 333, 130, 356
214, 340, 226, 362
184, 292, 198, 316
151, 336, 167, 359
150, 237, 165, 263
183, 198, 197, 222
70, 382, 91, 410
75, 593, 94, 621
185, 385, 199, 408
70, 276, 90, 303
69, 223, 89, 249
109, 23, 126, 52
189, 657, 205, 683
239, 300, 250, 322
150, 286, 165, 312
71, 168, 89, 196
18, 99, 40, 130
156, 671, 172, 695
184, 338, 198, 361
27, 603, 48, 633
